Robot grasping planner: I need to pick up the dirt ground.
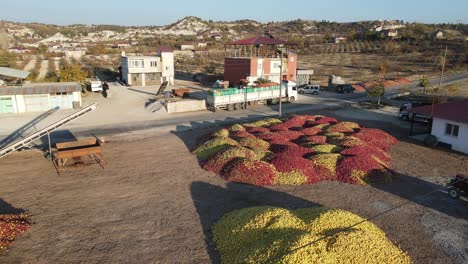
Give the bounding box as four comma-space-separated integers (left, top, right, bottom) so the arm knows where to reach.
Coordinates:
0, 110, 467, 264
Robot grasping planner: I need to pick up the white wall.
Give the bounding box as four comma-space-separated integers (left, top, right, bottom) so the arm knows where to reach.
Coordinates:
160, 52, 174, 85
432, 117, 468, 154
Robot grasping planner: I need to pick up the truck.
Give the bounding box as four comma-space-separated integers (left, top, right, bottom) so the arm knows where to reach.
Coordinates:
206, 81, 298, 111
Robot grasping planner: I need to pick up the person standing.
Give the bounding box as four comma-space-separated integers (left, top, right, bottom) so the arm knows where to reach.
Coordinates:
102, 82, 109, 98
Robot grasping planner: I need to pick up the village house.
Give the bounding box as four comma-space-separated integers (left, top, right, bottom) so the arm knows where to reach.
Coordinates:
7, 47, 32, 54
120, 47, 174, 87
433, 30, 444, 40
180, 43, 195, 51
381, 29, 399, 38
223, 36, 297, 86
410, 99, 468, 154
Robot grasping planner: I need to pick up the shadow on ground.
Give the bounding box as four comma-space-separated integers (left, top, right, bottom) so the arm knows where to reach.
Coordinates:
0, 107, 59, 149
190, 181, 321, 263
375, 173, 468, 220
0, 199, 26, 214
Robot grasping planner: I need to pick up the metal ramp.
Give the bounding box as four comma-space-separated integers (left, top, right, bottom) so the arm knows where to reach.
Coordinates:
156, 81, 169, 96
0, 103, 98, 159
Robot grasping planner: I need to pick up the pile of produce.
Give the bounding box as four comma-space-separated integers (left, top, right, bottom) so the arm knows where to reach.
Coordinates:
194, 115, 398, 186
0, 213, 32, 249
213, 206, 411, 264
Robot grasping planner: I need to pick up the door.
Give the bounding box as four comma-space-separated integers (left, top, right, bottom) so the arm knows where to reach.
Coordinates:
50, 93, 73, 109
0, 97, 14, 113
24, 94, 50, 112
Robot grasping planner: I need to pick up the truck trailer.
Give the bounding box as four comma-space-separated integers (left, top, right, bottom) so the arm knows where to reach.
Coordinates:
206, 81, 298, 111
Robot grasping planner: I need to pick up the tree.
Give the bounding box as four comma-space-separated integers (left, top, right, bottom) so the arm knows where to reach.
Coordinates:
205, 62, 216, 74
367, 81, 385, 106
0, 51, 17, 67
58, 64, 88, 82
418, 76, 430, 94
378, 61, 388, 78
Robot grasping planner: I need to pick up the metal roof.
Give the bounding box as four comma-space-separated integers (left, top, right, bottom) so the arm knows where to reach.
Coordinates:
409, 99, 468, 124
0, 82, 82, 96
0, 67, 30, 79
227, 36, 292, 46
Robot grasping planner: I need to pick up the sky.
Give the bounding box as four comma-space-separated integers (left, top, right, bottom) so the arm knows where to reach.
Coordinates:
1, 0, 466, 26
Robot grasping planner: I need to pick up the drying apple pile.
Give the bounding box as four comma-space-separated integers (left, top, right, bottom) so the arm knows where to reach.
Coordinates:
194, 115, 398, 186
0, 213, 32, 249
213, 206, 411, 264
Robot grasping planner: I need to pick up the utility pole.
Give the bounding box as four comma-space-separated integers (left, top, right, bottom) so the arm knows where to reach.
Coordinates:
438, 45, 447, 95
279, 48, 283, 117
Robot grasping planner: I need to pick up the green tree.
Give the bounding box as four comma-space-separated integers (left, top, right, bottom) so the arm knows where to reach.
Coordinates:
205, 62, 216, 74
58, 64, 88, 82
367, 81, 385, 106
418, 76, 430, 94
0, 51, 17, 67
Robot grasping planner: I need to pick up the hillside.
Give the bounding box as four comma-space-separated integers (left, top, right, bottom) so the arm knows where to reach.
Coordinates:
1, 17, 467, 46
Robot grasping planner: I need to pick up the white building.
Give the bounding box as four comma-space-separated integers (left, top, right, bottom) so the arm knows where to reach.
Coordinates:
180, 44, 195, 51
120, 47, 174, 87
0, 82, 82, 113
411, 99, 468, 154
65, 50, 86, 59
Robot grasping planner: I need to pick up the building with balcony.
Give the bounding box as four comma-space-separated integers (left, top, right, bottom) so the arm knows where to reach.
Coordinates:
223, 36, 297, 86
120, 47, 174, 87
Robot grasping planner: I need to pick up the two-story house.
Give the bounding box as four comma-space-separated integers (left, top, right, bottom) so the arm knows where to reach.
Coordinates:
224, 36, 297, 86
121, 47, 174, 87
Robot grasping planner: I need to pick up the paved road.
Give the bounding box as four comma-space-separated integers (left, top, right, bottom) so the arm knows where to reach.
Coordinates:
0, 72, 466, 146
385, 72, 468, 96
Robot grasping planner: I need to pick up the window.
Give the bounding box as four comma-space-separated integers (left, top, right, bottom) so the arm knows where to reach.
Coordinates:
445, 123, 459, 137
273, 63, 280, 68
150, 61, 157, 67
129, 59, 144, 68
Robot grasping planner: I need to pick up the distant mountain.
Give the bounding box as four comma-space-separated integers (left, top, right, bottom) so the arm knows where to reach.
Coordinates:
1, 17, 465, 45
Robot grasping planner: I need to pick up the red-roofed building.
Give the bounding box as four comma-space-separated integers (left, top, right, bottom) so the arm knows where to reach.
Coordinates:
410, 99, 468, 154
224, 36, 297, 86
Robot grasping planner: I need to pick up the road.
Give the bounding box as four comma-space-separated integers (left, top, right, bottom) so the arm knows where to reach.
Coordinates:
385, 72, 468, 96
0, 72, 467, 146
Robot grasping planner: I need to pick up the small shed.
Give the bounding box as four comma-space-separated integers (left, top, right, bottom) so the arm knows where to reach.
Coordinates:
409, 99, 468, 154
0, 82, 82, 113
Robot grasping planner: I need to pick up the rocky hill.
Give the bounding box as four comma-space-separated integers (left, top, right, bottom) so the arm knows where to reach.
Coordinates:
1, 17, 466, 47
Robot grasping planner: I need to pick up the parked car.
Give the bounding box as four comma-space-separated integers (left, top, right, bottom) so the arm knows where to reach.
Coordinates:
298, 85, 320, 95
90, 80, 103, 92
336, 84, 355, 93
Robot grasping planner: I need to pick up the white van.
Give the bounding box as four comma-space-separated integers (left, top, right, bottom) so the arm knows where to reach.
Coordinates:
91, 81, 103, 92
298, 85, 320, 95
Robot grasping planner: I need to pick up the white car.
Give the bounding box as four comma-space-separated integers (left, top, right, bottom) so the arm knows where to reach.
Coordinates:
91, 81, 103, 92
298, 85, 320, 95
